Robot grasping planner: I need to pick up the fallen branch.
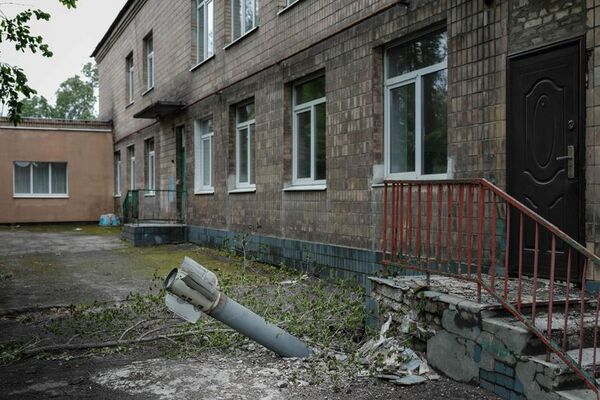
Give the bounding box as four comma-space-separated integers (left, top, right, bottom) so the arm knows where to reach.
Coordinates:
22, 328, 234, 358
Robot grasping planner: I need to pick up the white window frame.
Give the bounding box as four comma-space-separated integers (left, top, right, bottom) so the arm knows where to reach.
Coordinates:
194, 118, 214, 193
115, 152, 122, 197
292, 78, 326, 186
231, 0, 257, 41
196, 0, 214, 63
129, 146, 136, 191
235, 103, 256, 189
146, 139, 155, 195
126, 54, 134, 104
384, 43, 448, 180
13, 161, 69, 198
145, 35, 154, 91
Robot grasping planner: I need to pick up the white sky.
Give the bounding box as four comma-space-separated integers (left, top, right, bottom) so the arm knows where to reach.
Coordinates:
1, 0, 127, 104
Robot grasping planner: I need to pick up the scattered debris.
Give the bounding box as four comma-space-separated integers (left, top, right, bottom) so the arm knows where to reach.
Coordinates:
357, 316, 438, 386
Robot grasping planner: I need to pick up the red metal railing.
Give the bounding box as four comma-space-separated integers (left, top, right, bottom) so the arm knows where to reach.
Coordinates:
381, 178, 600, 395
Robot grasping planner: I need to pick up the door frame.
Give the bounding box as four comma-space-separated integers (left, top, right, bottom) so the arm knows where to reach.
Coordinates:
506, 36, 586, 281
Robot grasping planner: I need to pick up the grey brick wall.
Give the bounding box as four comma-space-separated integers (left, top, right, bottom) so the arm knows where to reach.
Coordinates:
102, 0, 600, 278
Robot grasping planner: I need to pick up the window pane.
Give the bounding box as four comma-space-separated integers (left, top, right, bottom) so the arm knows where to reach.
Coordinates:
199, 117, 213, 134
244, 0, 254, 32
249, 123, 255, 185
51, 163, 67, 194
206, 0, 214, 56
315, 103, 326, 180
148, 55, 154, 88
237, 102, 255, 123
232, 0, 241, 40
389, 83, 415, 173
238, 127, 248, 183
422, 69, 448, 174
294, 76, 325, 105
14, 163, 30, 194
387, 31, 447, 78
197, 4, 205, 60
33, 162, 50, 194
296, 110, 311, 179
203, 137, 211, 186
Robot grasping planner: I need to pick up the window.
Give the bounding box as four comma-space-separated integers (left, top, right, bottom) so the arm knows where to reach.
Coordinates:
144, 34, 154, 91
126, 53, 134, 104
13, 162, 68, 197
292, 76, 326, 185
232, 0, 257, 41
128, 146, 136, 190
235, 102, 255, 188
145, 138, 155, 194
115, 152, 121, 196
195, 0, 214, 63
385, 30, 448, 179
194, 117, 213, 193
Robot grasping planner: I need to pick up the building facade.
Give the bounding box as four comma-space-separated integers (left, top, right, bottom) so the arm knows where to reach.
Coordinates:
93, 0, 600, 282
0, 118, 114, 223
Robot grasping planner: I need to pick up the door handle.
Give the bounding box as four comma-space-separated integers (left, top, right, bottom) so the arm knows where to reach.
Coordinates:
556, 145, 575, 178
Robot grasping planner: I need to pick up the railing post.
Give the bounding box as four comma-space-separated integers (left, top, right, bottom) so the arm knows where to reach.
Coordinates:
381, 182, 388, 274
476, 184, 484, 303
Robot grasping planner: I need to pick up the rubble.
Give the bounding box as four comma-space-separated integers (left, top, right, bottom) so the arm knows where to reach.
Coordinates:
356, 316, 440, 386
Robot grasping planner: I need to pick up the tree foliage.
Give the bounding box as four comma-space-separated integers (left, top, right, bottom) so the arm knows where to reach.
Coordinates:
0, 0, 78, 124
20, 62, 98, 120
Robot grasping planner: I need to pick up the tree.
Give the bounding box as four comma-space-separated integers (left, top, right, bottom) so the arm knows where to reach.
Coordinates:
54, 64, 97, 119
20, 95, 53, 118
19, 62, 97, 120
0, 0, 78, 124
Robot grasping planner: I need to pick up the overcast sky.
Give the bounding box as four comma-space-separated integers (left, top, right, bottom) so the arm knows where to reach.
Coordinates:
1, 0, 127, 104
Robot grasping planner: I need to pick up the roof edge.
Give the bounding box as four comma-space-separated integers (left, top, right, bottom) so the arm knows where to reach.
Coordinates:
0, 117, 113, 132
91, 0, 137, 59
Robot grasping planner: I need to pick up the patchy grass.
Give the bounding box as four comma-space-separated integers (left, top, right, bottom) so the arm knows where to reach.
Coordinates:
3, 247, 366, 365
0, 223, 121, 236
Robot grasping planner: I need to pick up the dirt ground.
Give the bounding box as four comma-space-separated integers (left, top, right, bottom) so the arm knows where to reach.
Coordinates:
0, 224, 499, 399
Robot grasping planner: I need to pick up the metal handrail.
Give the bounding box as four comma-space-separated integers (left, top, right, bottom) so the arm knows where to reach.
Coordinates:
381, 178, 600, 396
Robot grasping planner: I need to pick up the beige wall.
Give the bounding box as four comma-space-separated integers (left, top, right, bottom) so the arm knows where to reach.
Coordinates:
0, 124, 114, 223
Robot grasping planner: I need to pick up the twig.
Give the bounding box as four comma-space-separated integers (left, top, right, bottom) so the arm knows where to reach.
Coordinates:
21, 328, 236, 358
119, 319, 148, 341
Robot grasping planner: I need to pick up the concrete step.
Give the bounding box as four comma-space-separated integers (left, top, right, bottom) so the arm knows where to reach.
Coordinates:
483, 311, 598, 355
527, 348, 600, 391
556, 388, 599, 400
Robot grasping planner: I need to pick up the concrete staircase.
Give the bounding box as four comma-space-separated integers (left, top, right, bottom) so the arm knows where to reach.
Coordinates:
369, 277, 599, 400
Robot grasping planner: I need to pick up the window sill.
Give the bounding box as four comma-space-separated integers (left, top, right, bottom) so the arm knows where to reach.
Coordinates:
13, 194, 69, 199
229, 187, 256, 194
283, 184, 326, 192
278, 0, 303, 15
190, 55, 215, 72
144, 193, 155, 197
194, 189, 215, 195
384, 173, 449, 181
223, 26, 259, 50
141, 87, 154, 97
114, 194, 122, 198
126, 101, 135, 109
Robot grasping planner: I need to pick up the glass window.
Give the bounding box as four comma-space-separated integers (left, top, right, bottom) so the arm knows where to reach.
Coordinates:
144, 35, 154, 90
128, 146, 136, 190
126, 54, 134, 104
13, 162, 68, 196
293, 76, 326, 184
145, 139, 155, 193
236, 102, 256, 188
385, 30, 448, 178
195, 117, 213, 192
115, 152, 121, 196
232, 0, 257, 41
196, 0, 214, 63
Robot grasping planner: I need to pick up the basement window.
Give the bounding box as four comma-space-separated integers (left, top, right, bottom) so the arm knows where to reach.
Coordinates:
13, 161, 68, 198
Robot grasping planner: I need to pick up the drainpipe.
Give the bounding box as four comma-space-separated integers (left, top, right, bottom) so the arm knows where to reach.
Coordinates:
163, 257, 312, 358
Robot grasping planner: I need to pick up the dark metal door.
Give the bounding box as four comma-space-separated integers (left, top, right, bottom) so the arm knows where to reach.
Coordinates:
507, 39, 584, 281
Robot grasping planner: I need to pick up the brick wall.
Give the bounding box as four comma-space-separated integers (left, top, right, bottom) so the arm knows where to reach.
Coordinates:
102, 0, 600, 277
